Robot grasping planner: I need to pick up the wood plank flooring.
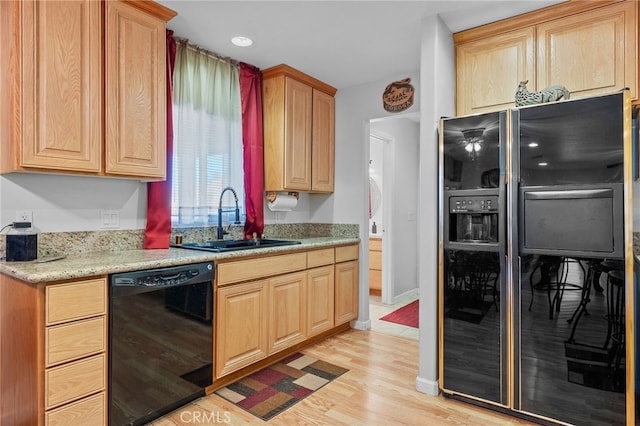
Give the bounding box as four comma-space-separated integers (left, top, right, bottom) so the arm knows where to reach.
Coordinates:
150, 329, 536, 425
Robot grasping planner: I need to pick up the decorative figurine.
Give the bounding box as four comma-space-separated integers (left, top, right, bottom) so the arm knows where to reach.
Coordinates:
515, 80, 570, 107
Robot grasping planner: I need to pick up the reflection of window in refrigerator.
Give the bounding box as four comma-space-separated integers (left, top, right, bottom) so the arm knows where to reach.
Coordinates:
444, 156, 462, 188
481, 168, 500, 188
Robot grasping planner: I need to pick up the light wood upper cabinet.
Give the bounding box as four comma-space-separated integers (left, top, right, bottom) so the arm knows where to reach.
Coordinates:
105, 0, 167, 178
283, 77, 313, 190
5, 0, 103, 173
536, 1, 637, 101
454, 0, 638, 116
311, 89, 335, 192
456, 28, 535, 116
0, 0, 175, 179
263, 64, 337, 193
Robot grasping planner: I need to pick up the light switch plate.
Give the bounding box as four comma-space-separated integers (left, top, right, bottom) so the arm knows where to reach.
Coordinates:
100, 210, 120, 229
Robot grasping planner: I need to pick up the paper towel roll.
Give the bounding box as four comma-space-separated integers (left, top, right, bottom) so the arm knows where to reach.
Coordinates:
267, 193, 298, 211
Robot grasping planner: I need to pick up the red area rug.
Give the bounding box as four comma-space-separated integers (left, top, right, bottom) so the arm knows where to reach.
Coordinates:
379, 300, 419, 328
214, 352, 348, 421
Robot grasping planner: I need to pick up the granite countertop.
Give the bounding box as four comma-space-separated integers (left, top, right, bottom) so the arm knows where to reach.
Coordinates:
0, 237, 359, 283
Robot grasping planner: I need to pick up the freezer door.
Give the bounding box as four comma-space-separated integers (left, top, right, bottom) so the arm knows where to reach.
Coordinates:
520, 184, 623, 259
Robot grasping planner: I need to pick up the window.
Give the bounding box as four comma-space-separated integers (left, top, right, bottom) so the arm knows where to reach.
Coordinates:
171, 40, 244, 226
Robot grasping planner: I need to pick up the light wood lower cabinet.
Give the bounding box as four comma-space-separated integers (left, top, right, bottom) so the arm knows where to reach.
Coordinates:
306, 265, 335, 337
43, 278, 108, 423
369, 237, 382, 295
0, 274, 108, 425
268, 272, 307, 354
335, 245, 359, 325
214, 244, 358, 379
45, 392, 106, 426
215, 280, 268, 378
45, 354, 106, 410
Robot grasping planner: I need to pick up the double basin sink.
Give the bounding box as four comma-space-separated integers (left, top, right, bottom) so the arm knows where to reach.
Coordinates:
174, 238, 301, 253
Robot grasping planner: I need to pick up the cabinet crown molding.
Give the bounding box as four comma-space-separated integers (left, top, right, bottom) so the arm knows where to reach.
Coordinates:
262, 64, 337, 96
454, 0, 626, 44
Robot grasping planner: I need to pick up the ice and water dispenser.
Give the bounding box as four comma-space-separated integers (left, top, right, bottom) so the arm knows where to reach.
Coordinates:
447, 194, 499, 245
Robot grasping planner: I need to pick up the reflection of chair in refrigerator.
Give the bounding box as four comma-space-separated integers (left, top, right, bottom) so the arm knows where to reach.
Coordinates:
528, 256, 585, 319
564, 261, 625, 393
445, 251, 499, 323
605, 270, 625, 380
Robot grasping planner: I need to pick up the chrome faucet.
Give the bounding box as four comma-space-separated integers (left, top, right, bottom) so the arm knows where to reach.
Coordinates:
217, 186, 241, 239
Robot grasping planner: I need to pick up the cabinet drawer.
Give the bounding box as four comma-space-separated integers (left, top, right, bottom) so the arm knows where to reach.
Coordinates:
46, 317, 106, 367
217, 252, 307, 285
369, 270, 381, 291
45, 392, 106, 426
369, 250, 382, 271
46, 278, 107, 325
307, 248, 335, 268
369, 238, 382, 251
45, 354, 106, 409
335, 244, 358, 262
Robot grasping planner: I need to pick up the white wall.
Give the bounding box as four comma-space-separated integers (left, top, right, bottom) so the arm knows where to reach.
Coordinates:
370, 118, 419, 300
328, 70, 421, 330
416, 15, 455, 396
0, 173, 147, 232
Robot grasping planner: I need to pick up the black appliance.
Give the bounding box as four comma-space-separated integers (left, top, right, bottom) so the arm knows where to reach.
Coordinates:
109, 262, 214, 426
439, 91, 634, 425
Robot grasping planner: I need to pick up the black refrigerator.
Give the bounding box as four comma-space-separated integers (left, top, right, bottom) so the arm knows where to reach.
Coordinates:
438, 90, 635, 425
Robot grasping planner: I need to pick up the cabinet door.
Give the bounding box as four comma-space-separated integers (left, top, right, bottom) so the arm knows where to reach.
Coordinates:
20, 0, 102, 172
105, 0, 166, 178
268, 272, 306, 354
284, 77, 313, 190
537, 1, 637, 100
456, 27, 535, 116
215, 281, 268, 378
311, 89, 335, 192
307, 265, 335, 337
335, 260, 359, 325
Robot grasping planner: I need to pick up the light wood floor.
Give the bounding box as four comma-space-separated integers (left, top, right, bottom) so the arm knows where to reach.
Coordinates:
149, 329, 536, 425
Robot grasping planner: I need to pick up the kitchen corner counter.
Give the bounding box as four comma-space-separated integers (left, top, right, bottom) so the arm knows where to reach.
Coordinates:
0, 237, 359, 283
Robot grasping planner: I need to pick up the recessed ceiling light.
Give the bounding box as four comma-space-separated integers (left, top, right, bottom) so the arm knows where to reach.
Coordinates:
231, 36, 253, 47
528, 142, 539, 147
538, 162, 548, 166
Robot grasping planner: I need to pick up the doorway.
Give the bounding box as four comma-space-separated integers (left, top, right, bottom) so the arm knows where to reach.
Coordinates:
367, 114, 420, 338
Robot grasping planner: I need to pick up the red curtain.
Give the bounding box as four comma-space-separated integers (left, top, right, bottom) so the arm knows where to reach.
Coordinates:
239, 63, 265, 239
144, 30, 177, 249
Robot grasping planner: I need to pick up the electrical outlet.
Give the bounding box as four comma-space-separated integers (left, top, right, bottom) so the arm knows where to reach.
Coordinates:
15, 210, 33, 224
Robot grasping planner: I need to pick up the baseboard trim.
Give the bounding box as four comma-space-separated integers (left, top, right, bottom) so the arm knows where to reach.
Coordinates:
390, 287, 419, 305
415, 375, 439, 396
351, 318, 371, 330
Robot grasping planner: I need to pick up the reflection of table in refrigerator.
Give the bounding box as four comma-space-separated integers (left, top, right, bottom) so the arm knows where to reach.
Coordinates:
445, 250, 499, 323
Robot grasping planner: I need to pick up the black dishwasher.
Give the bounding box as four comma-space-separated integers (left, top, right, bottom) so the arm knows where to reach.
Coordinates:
109, 262, 214, 426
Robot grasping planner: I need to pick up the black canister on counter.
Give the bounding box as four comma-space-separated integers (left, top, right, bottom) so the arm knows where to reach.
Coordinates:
6, 222, 37, 261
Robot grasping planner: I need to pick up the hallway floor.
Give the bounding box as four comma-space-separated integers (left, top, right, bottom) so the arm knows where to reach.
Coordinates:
369, 293, 419, 340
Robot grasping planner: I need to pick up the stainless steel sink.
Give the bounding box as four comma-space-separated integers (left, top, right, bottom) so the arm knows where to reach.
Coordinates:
173, 238, 301, 253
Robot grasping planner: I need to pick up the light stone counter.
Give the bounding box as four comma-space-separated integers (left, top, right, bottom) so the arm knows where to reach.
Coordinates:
0, 237, 359, 283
